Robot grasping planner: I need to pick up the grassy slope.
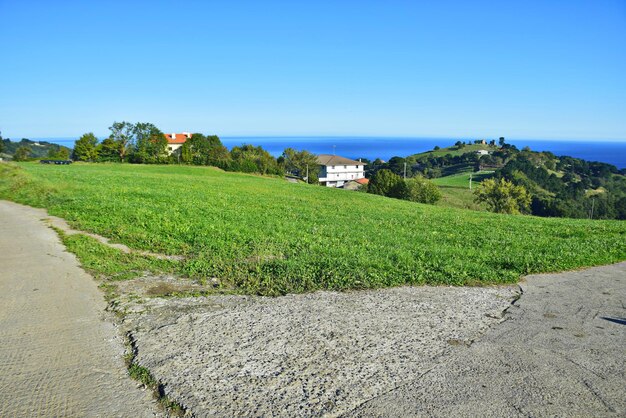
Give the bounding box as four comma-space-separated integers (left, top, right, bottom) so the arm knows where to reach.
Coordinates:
431, 171, 494, 211
411, 143, 494, 159
1, 162, 625, 295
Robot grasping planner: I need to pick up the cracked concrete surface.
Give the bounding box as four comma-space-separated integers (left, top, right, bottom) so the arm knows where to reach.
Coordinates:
126, 286, 519, 417
347, 262, 626, 417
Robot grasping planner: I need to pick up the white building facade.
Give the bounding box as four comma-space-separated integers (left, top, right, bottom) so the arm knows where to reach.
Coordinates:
317, 154, 366, 187
165, 132, 192, 154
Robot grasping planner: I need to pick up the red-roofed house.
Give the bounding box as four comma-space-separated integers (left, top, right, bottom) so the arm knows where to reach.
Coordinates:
165, 132, 192, 154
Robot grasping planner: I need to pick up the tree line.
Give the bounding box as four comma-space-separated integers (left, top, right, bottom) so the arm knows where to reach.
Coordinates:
71, 121, 317, 177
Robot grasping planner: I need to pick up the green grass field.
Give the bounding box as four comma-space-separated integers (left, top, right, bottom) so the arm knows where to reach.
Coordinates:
410, 143, 493, 158
431, 171, 494, 210
2, 162, 625, 295
432, 171, 494, 188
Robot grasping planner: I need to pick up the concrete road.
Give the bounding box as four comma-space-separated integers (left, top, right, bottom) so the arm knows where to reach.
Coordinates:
348, 263, 626, 418
0, 201, 158, 417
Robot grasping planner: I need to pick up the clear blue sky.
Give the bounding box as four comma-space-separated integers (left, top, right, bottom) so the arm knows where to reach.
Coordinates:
1, 0, 625, 140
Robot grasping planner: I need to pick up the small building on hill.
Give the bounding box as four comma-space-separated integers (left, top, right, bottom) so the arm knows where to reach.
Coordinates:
317, 154, 366, 187
165, 132, 192, 154
343, 177, 369, 190
476, 149, 489, 156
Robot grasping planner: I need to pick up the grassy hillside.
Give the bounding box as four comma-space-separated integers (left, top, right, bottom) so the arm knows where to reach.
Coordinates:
432, 171, 494, 188
1, 162, 625, 295
410, 143, 493, 159
1, 138, 71, 160
431, 171, 493, 210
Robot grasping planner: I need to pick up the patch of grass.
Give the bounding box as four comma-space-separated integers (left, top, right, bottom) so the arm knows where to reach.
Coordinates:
432, 171, 494, 188
2, 162, 625, 295
432, 171, 494, 210
60, 233, 179, 281
411, 143, 494, 158
124, 334, 186, 416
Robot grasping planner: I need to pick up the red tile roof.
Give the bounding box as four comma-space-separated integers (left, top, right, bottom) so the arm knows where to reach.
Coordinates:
165, 133, 190, 144
355, 178, 369, 185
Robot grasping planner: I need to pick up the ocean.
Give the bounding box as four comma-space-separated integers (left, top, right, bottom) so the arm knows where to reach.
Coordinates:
33, 136, 626, 169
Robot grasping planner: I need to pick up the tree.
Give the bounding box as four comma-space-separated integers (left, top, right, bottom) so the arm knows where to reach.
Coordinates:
181, 133, 230, 167
281, 148, 318, 182
47, 146, 70, 160
13, 145, 32, 161
131, 123, 167, 163
474, 178, 531, 214
498, 137, 506, 146
73, 133, 99, 161
230, 144, 280, 175
108, 121, 135, 162
368, 169, 402, 196
433, 146, 440, 150
394, 177, 442, 204
97, 137, 121, 162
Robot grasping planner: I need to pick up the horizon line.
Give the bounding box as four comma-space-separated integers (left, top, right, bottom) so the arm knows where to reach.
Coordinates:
11, 135, 626, 143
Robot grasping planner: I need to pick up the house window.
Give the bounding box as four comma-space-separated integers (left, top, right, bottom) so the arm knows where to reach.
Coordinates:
168, 147, 173, 151
332, 165, 335, 169
356, 165, 359, 169
344, 165, 347, 169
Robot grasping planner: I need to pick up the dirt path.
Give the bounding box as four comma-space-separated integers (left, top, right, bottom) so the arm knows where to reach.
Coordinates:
0, 200, 159, 417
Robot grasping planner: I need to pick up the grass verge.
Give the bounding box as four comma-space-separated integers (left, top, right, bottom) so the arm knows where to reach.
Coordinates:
124, 332, 186, 416
2, 162, 625, 295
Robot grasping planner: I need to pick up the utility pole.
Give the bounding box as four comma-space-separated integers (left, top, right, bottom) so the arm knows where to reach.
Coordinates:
469, 173, 472, 190
403, 162, 407, 179
590, 198, 595, 220
333, 145, 336, 156
305, 165, 309, 183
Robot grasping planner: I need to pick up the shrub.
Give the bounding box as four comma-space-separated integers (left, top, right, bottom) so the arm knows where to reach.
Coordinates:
474, 178, 531, 214
399, 177, 442, 204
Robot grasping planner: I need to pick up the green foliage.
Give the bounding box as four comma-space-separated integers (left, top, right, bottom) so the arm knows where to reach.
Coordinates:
61, 233, 178, 281
395, 177, 442, 204
0, 138, 71, 159
474, 178, 531, 214
73, 132, 99, 161
281, 148, 318, 182
97, 137, 121, 162
47, 146, 70, 160
368, 169, 402, 196
108, 121, 135, 162
131, 123, 167, 164
13, 145, 32, 161
230, 144, 281, 175
181, 133, 230, 167
2, 163, 625, 296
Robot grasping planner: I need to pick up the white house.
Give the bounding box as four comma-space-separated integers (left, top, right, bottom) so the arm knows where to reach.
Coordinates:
317, 154, 366, 187
164, 132, 192, 154
476, 149, 489, 156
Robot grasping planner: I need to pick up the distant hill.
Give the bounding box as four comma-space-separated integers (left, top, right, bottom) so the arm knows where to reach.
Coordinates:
365, 140, 626, 220
1, 137, 72, 160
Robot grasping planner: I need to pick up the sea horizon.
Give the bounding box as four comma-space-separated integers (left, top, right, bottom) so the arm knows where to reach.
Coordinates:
15, 135, 626, 169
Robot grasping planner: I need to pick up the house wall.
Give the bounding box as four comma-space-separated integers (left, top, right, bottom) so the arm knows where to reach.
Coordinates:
319, 164, 365, 187
167, 143, 183, 154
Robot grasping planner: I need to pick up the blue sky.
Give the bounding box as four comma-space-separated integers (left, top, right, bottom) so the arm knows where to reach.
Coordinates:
1, 0, 625, 140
